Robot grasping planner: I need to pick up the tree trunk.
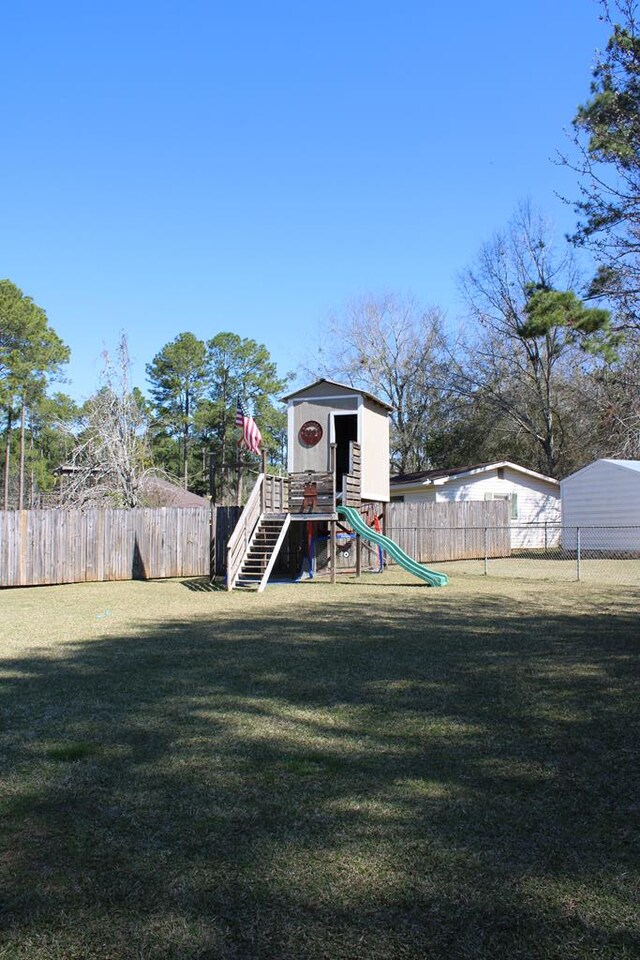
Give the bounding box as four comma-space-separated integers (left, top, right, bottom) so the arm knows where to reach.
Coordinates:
3, 409, 13, 510
183, 390, 190, 489
18, 395, 26, 510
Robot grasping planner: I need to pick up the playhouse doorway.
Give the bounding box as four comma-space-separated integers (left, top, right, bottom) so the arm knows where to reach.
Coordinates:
332, 413, 358, 496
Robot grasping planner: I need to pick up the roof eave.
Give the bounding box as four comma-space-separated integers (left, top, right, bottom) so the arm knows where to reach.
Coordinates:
280, 377, 393, 411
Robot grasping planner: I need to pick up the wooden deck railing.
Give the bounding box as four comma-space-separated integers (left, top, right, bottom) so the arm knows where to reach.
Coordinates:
288, 471, 336, 514
262, 474, 289, 513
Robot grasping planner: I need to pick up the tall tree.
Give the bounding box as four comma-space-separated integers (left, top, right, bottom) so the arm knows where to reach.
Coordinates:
0, 280, 69, 508
317, 293, 452, 472
568, 0, 640, 328
201, 333, 287, 501
457, 205, 611, 477
146, 332, 207, 488
26, 392, 82, 504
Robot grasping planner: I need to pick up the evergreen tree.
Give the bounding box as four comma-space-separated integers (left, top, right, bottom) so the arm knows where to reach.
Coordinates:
146, 332, 207, 488
570, 0, 640, 328
202, 333, 287, 501
0, 280, 69, 508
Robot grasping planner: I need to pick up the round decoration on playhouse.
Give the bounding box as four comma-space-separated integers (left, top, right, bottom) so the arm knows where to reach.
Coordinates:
299, 420, 323, 447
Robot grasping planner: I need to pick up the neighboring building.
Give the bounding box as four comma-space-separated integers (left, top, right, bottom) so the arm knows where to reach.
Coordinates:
561, 459, 640, 551
390, 461, 561, 548
140, 475, 211, 508
281, 378, 392, 503
51, 466, 210, 509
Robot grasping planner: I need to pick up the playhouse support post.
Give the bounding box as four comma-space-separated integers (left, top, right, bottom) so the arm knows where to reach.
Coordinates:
355, 533, 362, 577
330, 521, 337, 584
329, 442, 337, 508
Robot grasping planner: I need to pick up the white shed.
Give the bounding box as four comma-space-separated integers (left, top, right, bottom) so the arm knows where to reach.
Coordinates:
561, 459, 640, 551
390, 461, 561, 548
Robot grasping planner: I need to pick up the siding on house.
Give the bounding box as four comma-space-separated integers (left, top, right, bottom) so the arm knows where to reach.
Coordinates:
391, 463, 561, 548
561, 459, 640, 550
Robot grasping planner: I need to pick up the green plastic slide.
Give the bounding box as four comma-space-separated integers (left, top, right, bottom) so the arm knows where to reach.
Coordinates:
337, 505, 448, 587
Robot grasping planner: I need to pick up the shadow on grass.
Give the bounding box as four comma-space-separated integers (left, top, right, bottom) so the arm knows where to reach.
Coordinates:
334, 577, 433, 587
1, 589, 639, 959
180, 577, 227, 592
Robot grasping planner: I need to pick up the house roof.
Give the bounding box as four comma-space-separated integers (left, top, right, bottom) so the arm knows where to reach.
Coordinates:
281, 378, 393, 411
390, 461, 560, 488
140, 476, 211, 508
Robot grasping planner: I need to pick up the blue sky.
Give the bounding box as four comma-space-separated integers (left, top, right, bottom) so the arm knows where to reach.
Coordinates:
1, 1, 609, 402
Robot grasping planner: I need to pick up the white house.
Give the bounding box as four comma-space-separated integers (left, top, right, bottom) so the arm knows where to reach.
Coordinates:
390, 461, 561, 548
561, 459, 640, 551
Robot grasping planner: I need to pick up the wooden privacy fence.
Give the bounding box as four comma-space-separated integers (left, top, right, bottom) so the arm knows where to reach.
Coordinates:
0, 507, 212, 588
385, 500, 511, 562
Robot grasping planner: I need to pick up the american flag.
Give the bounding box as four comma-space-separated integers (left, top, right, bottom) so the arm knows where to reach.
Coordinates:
236, 401, 262, 454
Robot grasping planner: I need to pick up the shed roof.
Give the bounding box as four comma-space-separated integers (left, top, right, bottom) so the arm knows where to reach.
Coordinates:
391, 461, 559, 488
604, 459, 640, 472
281, 378, 393, 411
561, 458, 640, 484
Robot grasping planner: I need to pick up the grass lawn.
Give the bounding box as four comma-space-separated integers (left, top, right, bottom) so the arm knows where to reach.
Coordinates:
1, 571, 639, 959
433, 556, 640, 585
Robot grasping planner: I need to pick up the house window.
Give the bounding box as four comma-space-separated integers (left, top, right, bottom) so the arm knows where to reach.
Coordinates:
484, 491, 518, 519
390, 495, 405, 503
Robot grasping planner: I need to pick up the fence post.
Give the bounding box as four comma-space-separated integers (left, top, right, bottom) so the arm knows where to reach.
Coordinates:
544, 522, 548, 555
576, 527, 581, 581
484, 527, 488, 575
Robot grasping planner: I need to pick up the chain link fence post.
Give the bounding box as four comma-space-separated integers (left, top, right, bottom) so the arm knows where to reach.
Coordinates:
484, 527, 488, 575
576, 527, 581, 581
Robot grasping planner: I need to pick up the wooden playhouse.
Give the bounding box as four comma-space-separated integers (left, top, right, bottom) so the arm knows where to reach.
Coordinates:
226, 379, 392, 590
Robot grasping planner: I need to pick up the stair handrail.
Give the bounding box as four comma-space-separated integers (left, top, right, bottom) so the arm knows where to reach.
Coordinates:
226, 473, 264, 590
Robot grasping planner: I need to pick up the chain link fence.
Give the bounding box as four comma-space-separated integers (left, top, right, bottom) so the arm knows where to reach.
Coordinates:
386, 524, 640, 585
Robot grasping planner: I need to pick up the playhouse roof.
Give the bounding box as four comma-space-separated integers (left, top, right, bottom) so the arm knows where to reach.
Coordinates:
281, 378, 393, 411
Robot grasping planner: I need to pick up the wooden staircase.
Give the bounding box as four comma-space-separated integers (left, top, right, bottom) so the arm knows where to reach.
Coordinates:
232, 514, 291, 592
